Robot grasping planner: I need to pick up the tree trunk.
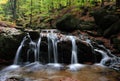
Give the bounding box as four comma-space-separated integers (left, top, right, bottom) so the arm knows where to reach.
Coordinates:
116, 0, 120, 8
13, 0, 17, 21
9, 0, 17, 21
101, 0, 104, 7
30, 0, 33, 27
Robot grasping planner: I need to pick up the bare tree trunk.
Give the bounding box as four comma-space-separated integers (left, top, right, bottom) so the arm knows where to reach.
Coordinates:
9, 0, 17, 21
67, 0, 71, 6
30, 0, 33, 27
101, 0, 104, 7
13, 0, 17, 21
116, 0, 120, 8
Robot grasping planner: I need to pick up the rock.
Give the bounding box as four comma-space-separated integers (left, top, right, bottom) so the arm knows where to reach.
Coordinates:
60, 77, 80, 81
92, 9, 108, 26
58, 40, 95, 64
103, 20, 120, 38
6, 77, 24, 81
77, 40, 95, 63
0, 27, 24, 64
56, 14, 80, 32
36, 36, 96, 64
27, 31, 39, 40
99, 15, 119, 30
92, 9, 119, 34
110, 37, 120, 53
80, 21, 97, 31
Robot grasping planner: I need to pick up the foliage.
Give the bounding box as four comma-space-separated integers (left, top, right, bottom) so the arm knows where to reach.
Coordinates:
0, 0, 115, 28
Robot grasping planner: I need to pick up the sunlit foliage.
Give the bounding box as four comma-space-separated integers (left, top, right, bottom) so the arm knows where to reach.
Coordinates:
0, 0, 116, 22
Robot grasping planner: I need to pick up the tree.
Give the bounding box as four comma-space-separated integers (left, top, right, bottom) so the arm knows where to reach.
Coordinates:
116, 0, 120, 8
9, 0, 17, 21
101, 0, 104, 7
30, 0, 33, 27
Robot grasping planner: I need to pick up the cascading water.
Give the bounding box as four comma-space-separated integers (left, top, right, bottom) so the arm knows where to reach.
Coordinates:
41, 29, 63, 69
66, 36, 85, 71
7, 29, 120, 71
41, 29, 59, 63
1, 29, 120, 81
49, 33, 58, 63
14, 34, 31, 65
68, 36, 78, 64
36, 34, 41, 62
47, 33, 52, 63
95, 49, 111, 65
27, 40, 38, 62
94, 44, 120, 67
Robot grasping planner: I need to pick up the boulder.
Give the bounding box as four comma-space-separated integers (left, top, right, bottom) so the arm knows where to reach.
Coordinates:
99, 15, 119, 30
103, 20, 120, 38
0, 27, 24, 64
92, 9, 108, 26
92, 9, 120, 35
110, 36, 120, 53
39, 37, 97, 64
56, 14, 80, 32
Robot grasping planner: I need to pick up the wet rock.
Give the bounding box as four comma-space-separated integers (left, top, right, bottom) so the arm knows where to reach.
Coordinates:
28, 31, 39, 40
0, 27, 24, 64
6, 77, 24, 81
58, 41, 72, 64
6, 76, 33, 81
36, 37, 96, 64
58, 40, 96, 64
77, 41, 95, 63
56, 14, 80, 32
60, 77, 80, 81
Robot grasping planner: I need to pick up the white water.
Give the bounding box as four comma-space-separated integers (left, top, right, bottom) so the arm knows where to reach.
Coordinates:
65, 36, 78, 64
94, 45, 120, 66
14, 35, 30, 65
66, 36, 86, 71
27, 41, 38, 62
37, 35, 41, 62
47, 32, 58, 63
47, 33, 52, 63
95, 49, 111, 65
13, 30, 120, 71
2, 30, 120, 81
69, 36, 78, 64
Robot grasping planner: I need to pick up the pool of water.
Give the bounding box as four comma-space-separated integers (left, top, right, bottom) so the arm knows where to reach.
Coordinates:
0, 64, 120, 81
22, 65, 120, 81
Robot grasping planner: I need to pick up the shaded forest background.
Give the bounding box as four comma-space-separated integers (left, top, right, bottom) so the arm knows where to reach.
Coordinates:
0, 0, 120, 29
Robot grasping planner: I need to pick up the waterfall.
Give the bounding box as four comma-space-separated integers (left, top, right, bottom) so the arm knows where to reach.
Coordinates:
94, 45, 120, 66
12, 30, 120, 71
47, 33, 52, 63
37, 35, 41, 62
27, 41, 38, 62
47, 32, 58, 63
14, 45, 23, 65
95, 49, 111, 65
14, 34, 31, 65
69, 36, 78, 64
